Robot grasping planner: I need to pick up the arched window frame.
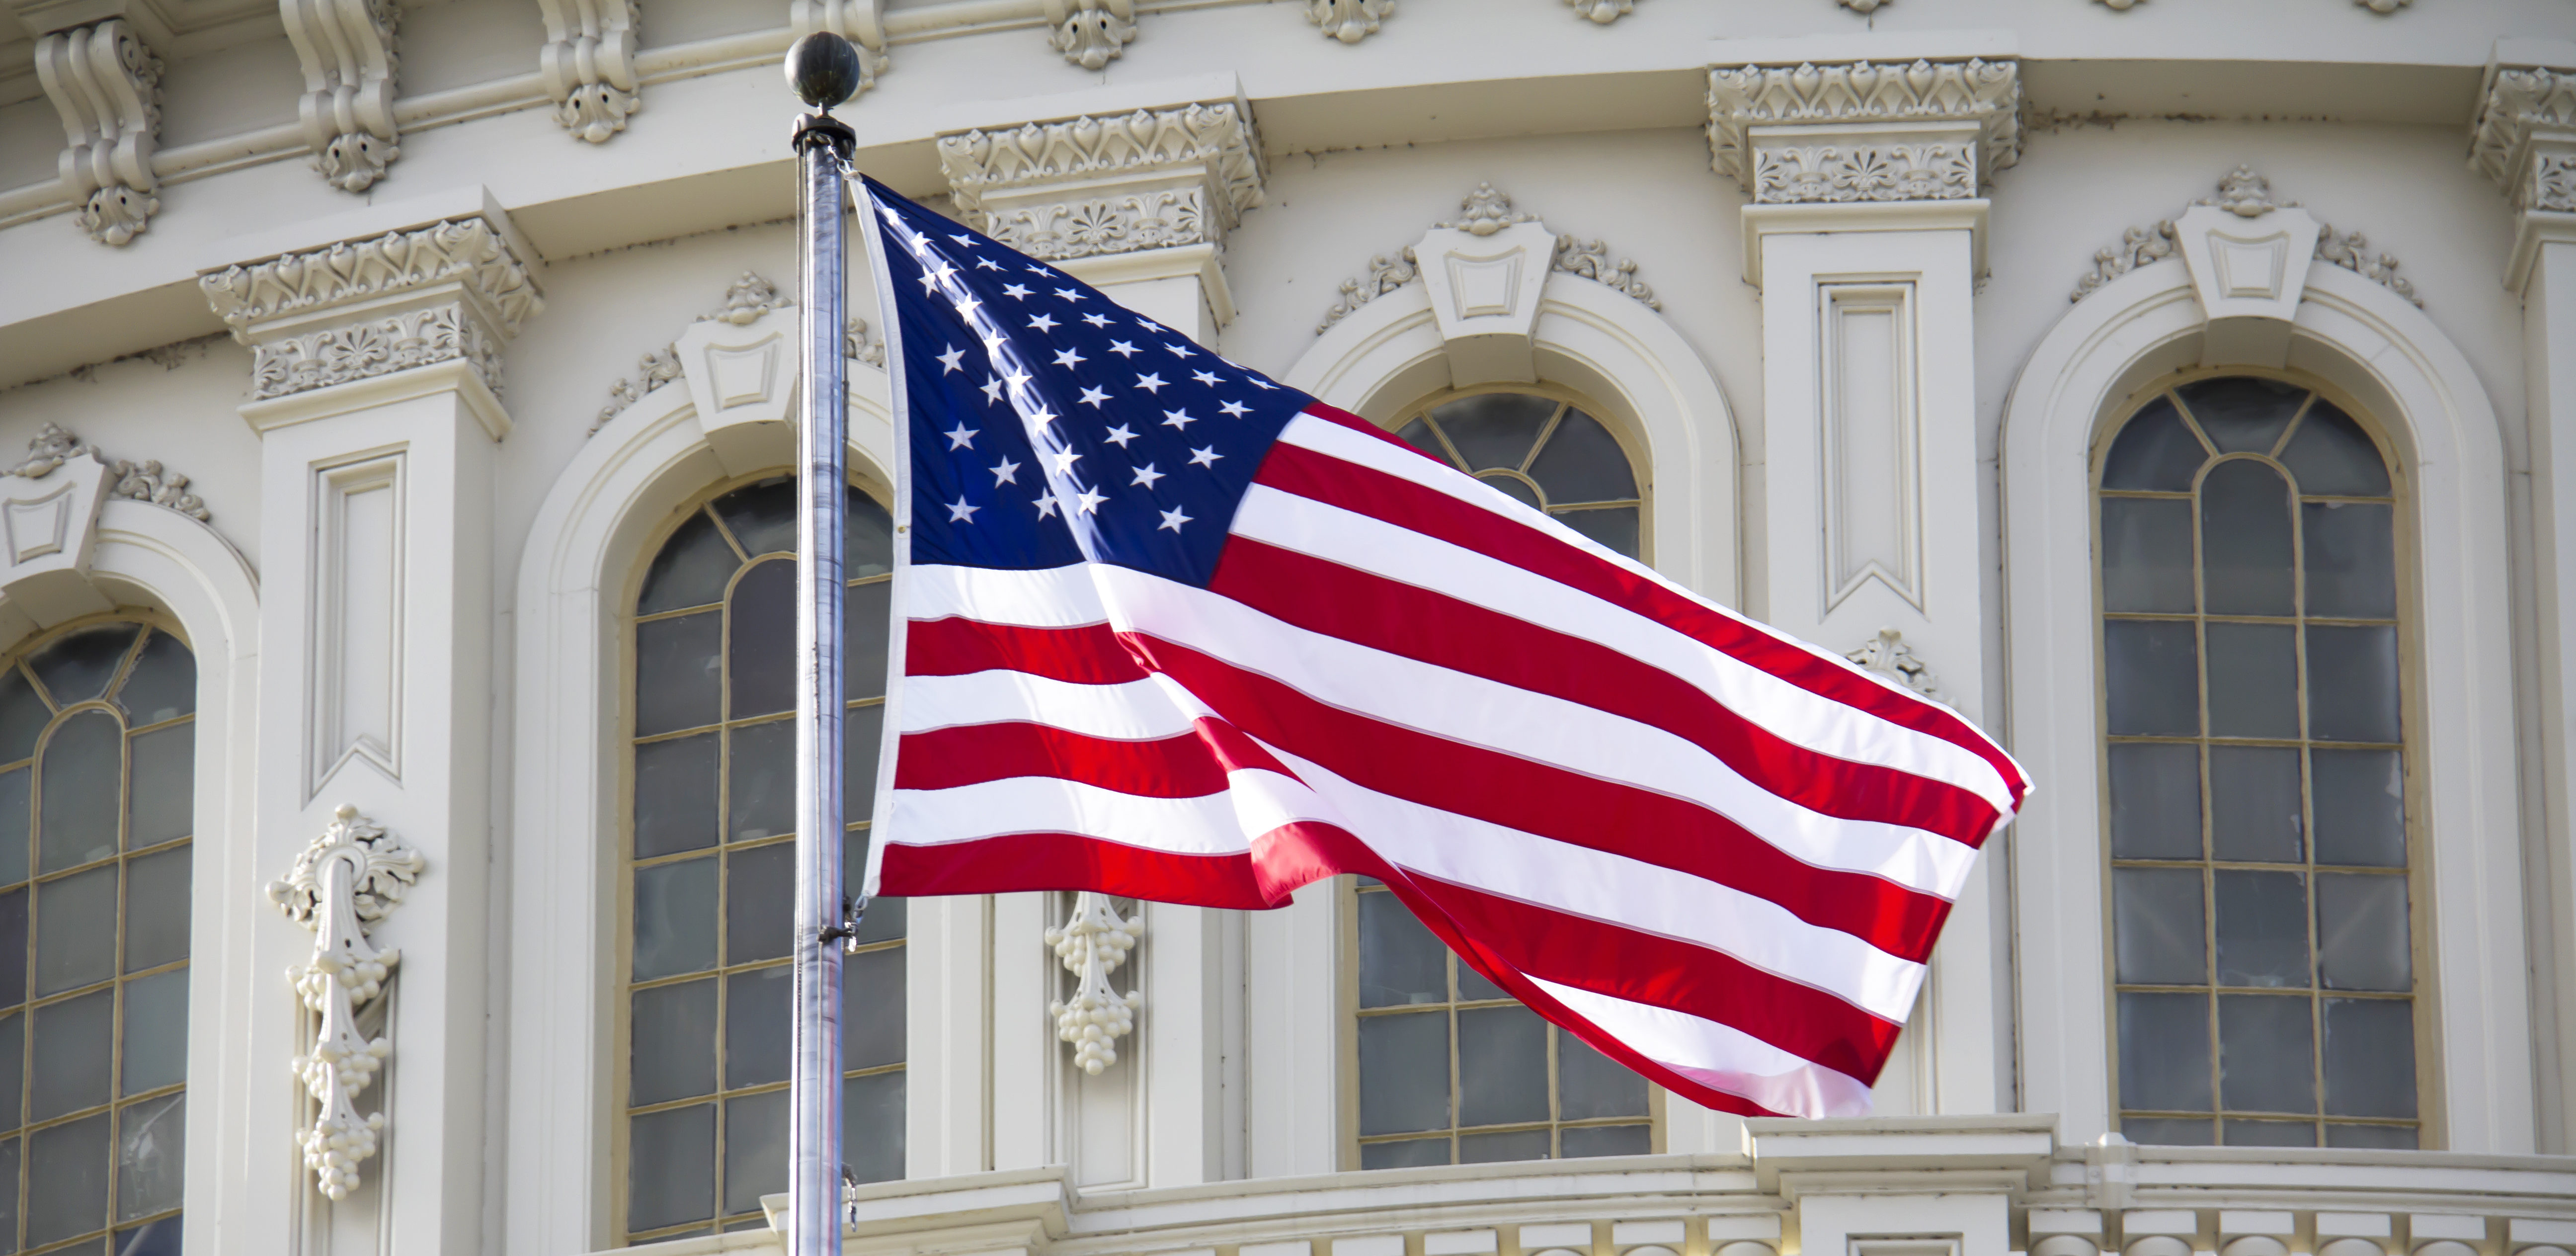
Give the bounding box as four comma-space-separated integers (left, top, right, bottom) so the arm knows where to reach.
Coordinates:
2088, 369, 2436, 1149
1385, 383, 1654, 565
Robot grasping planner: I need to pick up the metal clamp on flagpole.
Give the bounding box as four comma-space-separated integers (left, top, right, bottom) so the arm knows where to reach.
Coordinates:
784, 30, 861, 1256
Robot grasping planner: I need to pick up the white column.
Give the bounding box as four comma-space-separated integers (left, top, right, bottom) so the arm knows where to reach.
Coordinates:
197, 211, 540, 1256
1711, 55, 2019, 1116
2473, 50, 2576, 1153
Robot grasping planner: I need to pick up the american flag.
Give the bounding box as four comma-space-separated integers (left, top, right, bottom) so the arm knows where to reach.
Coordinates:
855, 176, 2030, 1119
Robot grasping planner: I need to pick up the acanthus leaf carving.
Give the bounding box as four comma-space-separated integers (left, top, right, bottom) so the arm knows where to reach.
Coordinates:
1316, 183, 1662, 332
990, 189, 1206, 260
2537, 154, 2576, 214
2070, 220, 2176, 302
1043, 0, 1136, 70
701, 271, 792, 325
1751, 141, 1975, 204
539, 0, 644, 144
2468, 66, 2576, 209
268, 804, 425, 1201
938, 104, 1263, 229
5, 422, 213, 522
251, 303, 507, 400
34, 19, 163, 246
2069, 167, 2419, 307
1846, 627, 1939, 699
1046, 892, 1141, 1075
1438, 182, 1535, 236
2314, 224, 2419, 307
1316, 248, 1417, 334
1707, 58, 2022, 196
845, 316, 885, 368
1306, 0, 1392, 43
1552, 236, 1660, 310
280, 0, 402, 192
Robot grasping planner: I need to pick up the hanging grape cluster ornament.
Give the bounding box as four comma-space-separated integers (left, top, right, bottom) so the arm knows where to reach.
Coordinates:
1045, 892, 1143, 1074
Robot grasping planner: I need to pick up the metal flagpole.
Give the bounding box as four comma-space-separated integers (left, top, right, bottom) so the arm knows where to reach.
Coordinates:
785, 31, 863, 1256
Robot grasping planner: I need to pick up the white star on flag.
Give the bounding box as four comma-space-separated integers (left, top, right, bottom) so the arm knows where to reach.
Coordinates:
1157, 504, 1192, 531
1131, 463, 1166, 489
944, 423, 978, 450
946, 498, 980, 522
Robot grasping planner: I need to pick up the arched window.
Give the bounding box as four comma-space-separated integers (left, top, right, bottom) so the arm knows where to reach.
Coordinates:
2095, 376, 2421, 1148
1394, 392, 1645, 560
0, 619, 194, 1255
621, 477, 905, 1243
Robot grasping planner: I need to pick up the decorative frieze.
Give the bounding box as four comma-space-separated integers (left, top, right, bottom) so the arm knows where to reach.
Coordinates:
937, 102, 1264, 262
5, 422, 212, 522
1316, 183, 1662, 333
1046, 892, 1142, 1075
33, 18, 162, 246
2069, 167, 2418, 307
1307, 0, 1392, 43
280, 0, 403, 191
1566, 0, 1632, 22
268, 804, 425, 1201
538, 0, 643, 144
1045, 0, 1136, 69
2469, 66, 2576, 210
1707, 58, 2022, 201
251, 303, 505, 400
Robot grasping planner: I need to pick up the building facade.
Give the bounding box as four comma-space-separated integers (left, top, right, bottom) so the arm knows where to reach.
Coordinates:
0, 2, 2572, 1256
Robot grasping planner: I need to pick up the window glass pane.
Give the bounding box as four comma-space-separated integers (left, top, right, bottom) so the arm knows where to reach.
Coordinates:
724, 966, 791, 1089
848, 486, 897, 580
114, 1091, 183, 1222
639, 511, 741, 615
26, 1110, 109, 1248
1360, 1136, 1449, 1170
630, 979, 718, 1106
634, 734, 721, 859
2316, 874, 2411, 992
28, 625, 140, 708
2302, 502, 2397, 619
35, 863, 116, 996
2279, 401, 2390, 497
844, 944, 907, 1070
725, 842, 794, 965
0, 670, 50, 765
125, 724, 191, 849
2311, 750, 2407, 867
0, 1135, 15, 1246
2214, 870, 2309, 988
842, 1071, 906, 1184
1359, 891, 1446, 1008
2101, 498, 2196, 613
0, 767, 25, 886
40, 712, 125, 874
119, 967, 187, 1094
2101, 397, 2207, 492
2113, 867, 2205, 985
2203, 623, 2298, 740
0, 1011, 20, 1131
1481, 474, 1544, 511
1556, 1029, 1648, 1119
30, 986, 113, 1121
2218, 993, 2315, 1114
635, 612, 722, 737
2177, 377, 2305, 454
1456, 1005, 1548, 1128
627, 1102, 716, 1234
712, 477, 800, 558
117, 1219, 182, 1256
2207, 746, 2302, 863
1458, 1128, 1550, 1164
722, 1088, 789, 1218
123, 844, 188, 973
2121, 1116, 2214, 1146
2306, 626, 2402, 743
1554, 506, 1641, 560
631, 856, 718, 982
1527, 410, 1637, 504
0, 888, 20, 1012
112, 632, 194, 727
2322, 998, 2416, 1118
1395, 419, 1446, 461
2116, 992, 2212, 1112
2223, 1117, 2316, 1147
2198, 460, 2296, 617
727, 559, 798, 721
2103, 620, 2199, 737
727, 720, 795, 843
1561, 1124, 1652, 1159
1431, 394, 1558, 472
1356, 1010, 1449, 1135
2326, 1122, 2416, 1149
846, 580, 894, 702
1455, 958, 1508, 1003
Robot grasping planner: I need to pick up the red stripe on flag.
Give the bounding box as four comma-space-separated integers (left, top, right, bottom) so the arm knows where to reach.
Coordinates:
896, 716, 1291, 799
906, 615, 1146, 682
876, 831, 1283, 909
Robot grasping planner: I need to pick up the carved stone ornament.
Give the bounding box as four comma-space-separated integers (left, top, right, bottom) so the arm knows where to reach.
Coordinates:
5, 422, 212, 521
1045, 0, 1136, 70
1046, 892, 1141, 1075
1753, 141, 1974, 203
1307, 0, 1393, 43
2071, 167, 2418, 307
1845, 627, 1938, 699
1839, 0, 1888, 10
1317, 183, 1660, 333
2355, 0, 2409, 9
280, 0, 403, 191
34, 19, 163, 246
251, 304, 507, 400
1707, 58, 2022, 199
539, 0, 643, 143
2468, 66, 2576, 211
938, 104, 1264, 262
267, 804, 425, 1201
1566, 0, 1633, 23
846, 316, 885, 368
593, 345, 681, 432
702, 271, 791, 325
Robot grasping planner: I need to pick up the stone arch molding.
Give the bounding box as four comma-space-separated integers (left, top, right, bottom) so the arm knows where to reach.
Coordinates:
504, 287, 896, 1256
2000, 207, 2533, 1152
1287, 191, 1739, 606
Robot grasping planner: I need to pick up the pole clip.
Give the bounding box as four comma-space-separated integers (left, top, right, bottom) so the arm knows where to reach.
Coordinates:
818, 895, 868, 953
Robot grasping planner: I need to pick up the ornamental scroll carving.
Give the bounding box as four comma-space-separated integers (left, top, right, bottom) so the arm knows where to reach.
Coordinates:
2070, 166, 2419, 307
280, 0, 403, 191
1845, 627, 1938, 699
1707, 58, 2022, 198
1044, 0, 1136, 69
1316, 183, 1660, 333
539, 0, 644, 143
1046, 892, 1141, 1074
34, 19, 164, 246
5, 423, 212, 521
268, 804, 425, 1201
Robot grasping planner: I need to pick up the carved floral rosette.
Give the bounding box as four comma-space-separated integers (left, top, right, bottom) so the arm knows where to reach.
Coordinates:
250, 303, 506, 401
267, 804, 425, 1200
990, 189, 1208, 261
1751, 141, 1975, 204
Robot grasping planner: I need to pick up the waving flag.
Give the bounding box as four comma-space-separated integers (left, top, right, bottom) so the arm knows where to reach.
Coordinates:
855, 176, 2029, 1119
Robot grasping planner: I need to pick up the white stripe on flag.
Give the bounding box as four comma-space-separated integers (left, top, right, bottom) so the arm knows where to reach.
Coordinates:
1528, 976, 1874, 1119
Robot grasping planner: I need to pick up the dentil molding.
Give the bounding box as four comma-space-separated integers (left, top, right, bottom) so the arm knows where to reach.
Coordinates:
1046, 892, 1141, 1075
1707, 58, 2022, 203
33, 18, 162, 246
280, 0, 402, 191
937, 102, 1265, 263
2071, 166, 2419, 308
269, 804, 425, 1201
1317, 183, 1661, 334
1306, 0, 1391, 43
538, 0, 643, 143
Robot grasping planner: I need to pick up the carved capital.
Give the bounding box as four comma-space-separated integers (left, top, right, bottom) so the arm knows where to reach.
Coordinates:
2471, 64, 2576, 211
280, 0, 401, 191
249, 302, 506, 400
1708, 58, 2021, 201
34, 18, 162, 245
937, 102, 1265, 262
538, 0, 642, 143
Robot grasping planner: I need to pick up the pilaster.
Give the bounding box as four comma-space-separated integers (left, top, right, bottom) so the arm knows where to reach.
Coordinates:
1711, 52, 2017, 1120
1746, 1117, 2054, 1256
2473, 42, 2576, 1154
196, 211, 539, 1256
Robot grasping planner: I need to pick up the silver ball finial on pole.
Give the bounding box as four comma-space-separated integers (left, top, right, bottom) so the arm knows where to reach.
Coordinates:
785, 31, 865, 111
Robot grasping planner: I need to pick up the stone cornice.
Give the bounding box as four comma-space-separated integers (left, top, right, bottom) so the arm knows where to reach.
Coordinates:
198, 216, 541, 338
2469, 61, 2576, 211
1707, 58, 2021, 203
936, 101, 1265, 261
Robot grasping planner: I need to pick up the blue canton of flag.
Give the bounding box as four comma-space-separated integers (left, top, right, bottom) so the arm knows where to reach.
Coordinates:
858, 175, 1309, 585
